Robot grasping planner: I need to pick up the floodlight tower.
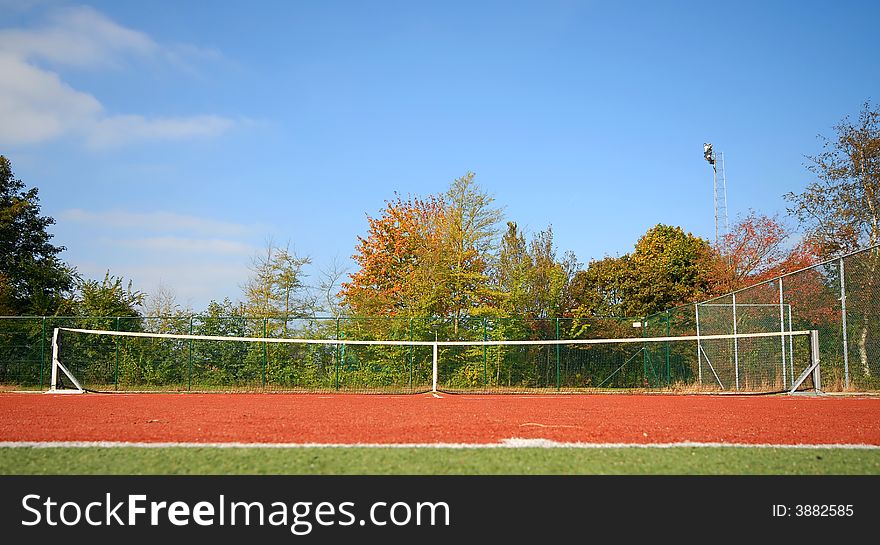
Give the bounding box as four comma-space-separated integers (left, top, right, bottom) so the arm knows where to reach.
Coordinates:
703, 143, 729, 247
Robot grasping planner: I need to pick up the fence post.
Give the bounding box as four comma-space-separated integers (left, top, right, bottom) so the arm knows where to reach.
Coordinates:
114, 316, 120, 390
732, 293, 740, 391
665, 310, 671, 386
187, 315, 194, 391
483, 317, 489, 389
695, 304, 702, 386
262, 317, 268, 388
778, 278, 787, 389
409, 317, 414, 391
840, 257, 849, 389
40, 317, 46, 388
336, 317, 341, 391
642, 316, 648, 387
555, 317, 561, 391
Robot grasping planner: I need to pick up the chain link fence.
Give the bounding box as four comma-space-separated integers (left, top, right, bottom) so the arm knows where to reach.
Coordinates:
648, 244, 879, 392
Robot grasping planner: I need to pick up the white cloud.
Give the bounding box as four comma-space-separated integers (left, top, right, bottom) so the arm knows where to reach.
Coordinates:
63, 209, 266, 309
114, 237, 254, 256
86, 114, 236, 149
76, 260, 250, 310
60, 209, 262, 237
0, 5, 237, 148
0, 52, 101, 144
0, 6, 158, 68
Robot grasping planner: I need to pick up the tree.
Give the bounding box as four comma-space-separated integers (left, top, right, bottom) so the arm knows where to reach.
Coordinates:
623, 225, 714, 316
710, 211, 817, 293
0, 155, 76, 314
442, 172, 503, 334
243, 240, 313, 328
526, 226, 577, 320
73, 272, 144, 318
568, 255, 630, 318
786, 102, 880, 379
495, 221, 531, 315
340, 194, 446, 317
785, 101, 880, 255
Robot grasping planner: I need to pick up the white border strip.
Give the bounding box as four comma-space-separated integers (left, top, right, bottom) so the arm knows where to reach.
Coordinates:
1, 440, 878, 449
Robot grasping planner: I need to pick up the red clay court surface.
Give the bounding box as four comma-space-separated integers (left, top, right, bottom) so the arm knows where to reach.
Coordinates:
1, 393, 879, 446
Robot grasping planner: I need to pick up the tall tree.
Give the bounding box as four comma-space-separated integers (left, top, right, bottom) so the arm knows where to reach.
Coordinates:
442, 172, 503, 333
243, 240, 313, 325
0, 155, 76, 314
786, 102, 880, 378
785, 101, 880, 255
526, 226, 577, 319
495, 221, 531, 315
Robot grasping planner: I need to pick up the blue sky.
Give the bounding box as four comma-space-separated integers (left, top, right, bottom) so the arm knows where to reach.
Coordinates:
1, 0, 878, 312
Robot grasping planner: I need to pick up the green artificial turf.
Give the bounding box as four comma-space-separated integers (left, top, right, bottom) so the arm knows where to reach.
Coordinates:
2, 446, 879, 475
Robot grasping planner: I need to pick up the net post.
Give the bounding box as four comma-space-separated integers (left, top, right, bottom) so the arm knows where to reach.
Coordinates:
50, 327, 59, 391
48, 327, 84, 394
789, 330, 822, 394
432, 335, 438, 393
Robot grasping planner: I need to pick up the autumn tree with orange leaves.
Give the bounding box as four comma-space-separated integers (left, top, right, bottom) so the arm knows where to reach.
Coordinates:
339, 194, 447, 317
710, 211, 818, 294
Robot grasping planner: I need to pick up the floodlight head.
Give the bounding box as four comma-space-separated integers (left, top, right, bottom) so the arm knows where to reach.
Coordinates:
703, 142, 715, 165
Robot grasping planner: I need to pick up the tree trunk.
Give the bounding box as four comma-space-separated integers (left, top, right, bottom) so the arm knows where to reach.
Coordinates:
857, 250, 878, 378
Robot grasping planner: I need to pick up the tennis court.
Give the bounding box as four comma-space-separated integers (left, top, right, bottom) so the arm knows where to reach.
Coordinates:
3, 392, 878, 446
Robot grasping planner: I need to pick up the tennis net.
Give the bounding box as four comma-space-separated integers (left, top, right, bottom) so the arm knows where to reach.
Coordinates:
48, 327, 821, 394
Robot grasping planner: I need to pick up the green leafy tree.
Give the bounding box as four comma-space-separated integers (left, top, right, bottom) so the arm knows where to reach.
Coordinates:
526, 226, 577, 320
496, 221, 531, 316
243, 240, 313, 334
568, 255, 630, 318
73, 272, 144, 318
568, 225, 713, 319
442, 172, 503, 334
0, 155, 76, 314
623, 225, 714, 316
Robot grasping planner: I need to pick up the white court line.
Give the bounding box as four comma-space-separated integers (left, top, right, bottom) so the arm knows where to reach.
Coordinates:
431, 393, 442, 398
1, 439, 878, 449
